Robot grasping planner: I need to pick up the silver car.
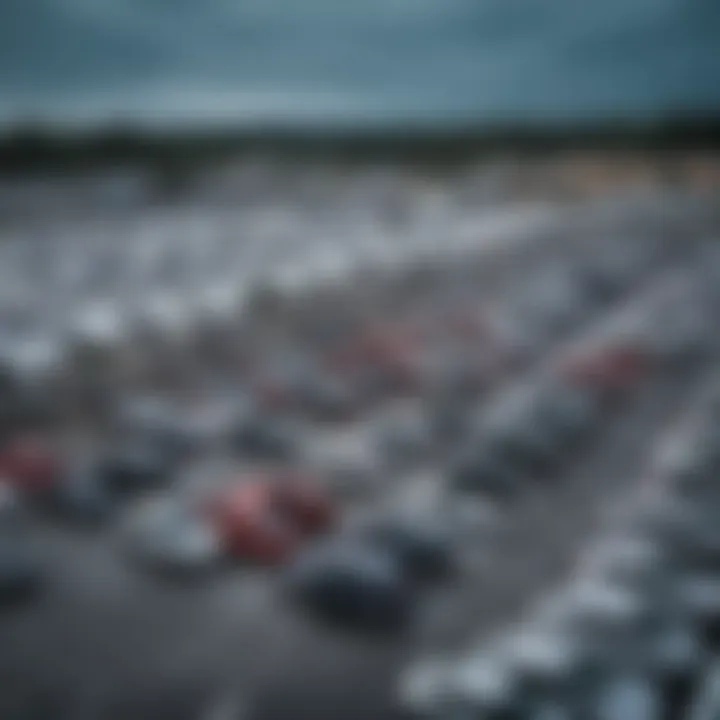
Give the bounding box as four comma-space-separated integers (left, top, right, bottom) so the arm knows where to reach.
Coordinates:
119, 495, 221, 576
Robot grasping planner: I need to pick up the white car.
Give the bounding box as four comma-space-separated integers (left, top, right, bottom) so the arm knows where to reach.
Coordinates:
501, 625, 584, 711
445, 646, 520, 720
397, 656, 454, 719
119, 495, 221, 575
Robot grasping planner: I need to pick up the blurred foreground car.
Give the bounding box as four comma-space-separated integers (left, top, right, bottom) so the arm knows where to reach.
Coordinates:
285, 540, 412, 632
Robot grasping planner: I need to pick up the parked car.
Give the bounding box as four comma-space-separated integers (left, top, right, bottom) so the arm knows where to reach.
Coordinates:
114, 395, 205, 460
204, 471, 336, 565
204, 482, 300, 565
100, 440, 174, 495
484, 398, 567, 473
285, 540, 412, 631
119, 495, 220, 576
359, 517, 455, 582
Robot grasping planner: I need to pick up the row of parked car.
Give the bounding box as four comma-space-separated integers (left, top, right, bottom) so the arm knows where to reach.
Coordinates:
0, 174, 563, 384
0, 209, 713, 637
398, 353, 720, 717
447, 261, 719, 504
241, 232, 674, 423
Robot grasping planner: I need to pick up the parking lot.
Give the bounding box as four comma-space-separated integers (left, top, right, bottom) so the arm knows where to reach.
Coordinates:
0, 171, 718, 720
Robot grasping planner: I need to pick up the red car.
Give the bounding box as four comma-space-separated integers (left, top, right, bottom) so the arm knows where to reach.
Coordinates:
560, 343, 652, 395
0, 435, 61, 495
269, 472, 337, 534
205, 482, 299, 564
204, 471, 337, 564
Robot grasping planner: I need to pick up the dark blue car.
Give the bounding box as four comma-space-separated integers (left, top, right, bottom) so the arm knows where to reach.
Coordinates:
285, 541, 412, 632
